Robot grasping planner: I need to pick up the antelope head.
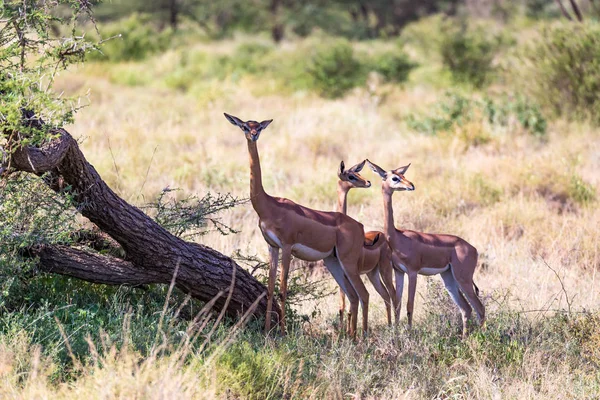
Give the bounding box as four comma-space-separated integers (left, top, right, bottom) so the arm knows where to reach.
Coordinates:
366, 159, 415, 192
338, 160, 371, 189
224, 113, 273, 142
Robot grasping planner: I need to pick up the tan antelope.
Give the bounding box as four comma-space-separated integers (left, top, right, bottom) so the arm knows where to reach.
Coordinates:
366, 160, 485, 338
336, 160, 397, 330
224, 113, 371, 337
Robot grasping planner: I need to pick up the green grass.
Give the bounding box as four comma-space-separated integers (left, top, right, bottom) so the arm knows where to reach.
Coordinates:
1, 277, 599, 398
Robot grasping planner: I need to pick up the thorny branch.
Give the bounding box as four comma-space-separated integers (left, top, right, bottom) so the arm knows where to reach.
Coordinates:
541, 257, 576, 316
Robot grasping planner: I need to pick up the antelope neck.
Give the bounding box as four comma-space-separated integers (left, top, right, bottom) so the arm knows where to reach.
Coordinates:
336, 181, 350, 215
382, 188, 397, 238
247, 140, 270, 215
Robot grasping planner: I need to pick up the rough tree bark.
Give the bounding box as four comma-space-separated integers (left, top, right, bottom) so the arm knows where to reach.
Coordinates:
4, 127, 276, 320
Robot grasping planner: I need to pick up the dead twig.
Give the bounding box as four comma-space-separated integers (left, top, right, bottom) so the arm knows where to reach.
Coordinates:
541, 257, 576, 316
555, 0, 574, 20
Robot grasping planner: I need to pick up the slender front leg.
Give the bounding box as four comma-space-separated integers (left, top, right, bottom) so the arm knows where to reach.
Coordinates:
265, 245, 280, 334
323, 256, 358, 337
394, 269, 405, 324
407, 272, 418, 329
279, 245, 292, 334
343, 274, 358, 336
367, 269, 392, 326
339, 287, 346, 330
343, 270, 370, 338
379, 250, 397, 326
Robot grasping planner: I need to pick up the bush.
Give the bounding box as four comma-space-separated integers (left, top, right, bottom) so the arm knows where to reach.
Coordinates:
406, 92, 547, 138
89, 14, 173, 62
163, 43, 273, 91
440, 23, 501, 88
368, 50, 417, 83
400, 15, 446, 59
569, 174, 597, 206
484, 95, 547, 138
406, 92, 477, 135
520, 22, 600, 124
306, 39, 366, 98
525, 0, 562, 19
231, 42, 274, 74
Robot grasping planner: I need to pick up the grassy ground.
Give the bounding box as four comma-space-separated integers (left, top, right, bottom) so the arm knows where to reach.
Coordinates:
2, 21, 600, 399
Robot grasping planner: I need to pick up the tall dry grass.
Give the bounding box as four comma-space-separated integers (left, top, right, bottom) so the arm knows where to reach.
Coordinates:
3, 32, 598, 399
56, 57, 600, 315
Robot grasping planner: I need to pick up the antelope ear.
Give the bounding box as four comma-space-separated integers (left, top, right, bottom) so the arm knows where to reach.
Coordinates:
366, 159, 387, 179
338, 161, 345, 177
349, 159, 365, 173
394, 163, 411, 175
259, 119, 273, 130
224, 113, 244, 127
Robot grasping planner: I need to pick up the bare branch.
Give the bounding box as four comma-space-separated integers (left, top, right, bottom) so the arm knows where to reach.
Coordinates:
556, 0, 574, 20
569, 0, 584, 21
541, 257, 575, 316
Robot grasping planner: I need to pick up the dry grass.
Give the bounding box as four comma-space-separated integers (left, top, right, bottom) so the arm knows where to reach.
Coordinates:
56, 58, 600, 315
4, 32, 598, 399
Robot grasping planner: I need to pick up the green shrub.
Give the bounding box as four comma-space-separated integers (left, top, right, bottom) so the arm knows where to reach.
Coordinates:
231, 42, 274, 74
400, 15, 446, 59
306, 39, 366, 98
368, 51, 417, 83
163, 51, 214, 91
406, 92, 475, 135
407, 92, 547, 138
569, 174, 596, 206
525, 0, 562, 19
288, 5, 363, 39
484, 95, 547, 138
520, 22, 600, 124
89, 14, 173, 62
163, 43, 273, 91
440, 23, 501, 88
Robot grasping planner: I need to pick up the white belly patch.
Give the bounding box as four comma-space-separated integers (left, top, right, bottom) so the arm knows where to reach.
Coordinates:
394, 263, 451, 276
419, 264, 451, 276
291, 244, 332, 261
262, 229, 283, 248
397, 263, 408, 273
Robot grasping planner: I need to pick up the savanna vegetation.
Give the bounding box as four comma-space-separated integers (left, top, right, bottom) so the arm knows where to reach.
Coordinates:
1, 0, 599, 398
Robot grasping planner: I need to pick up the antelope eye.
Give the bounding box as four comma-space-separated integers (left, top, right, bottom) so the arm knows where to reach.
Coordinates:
348, 175, 356, 181
392, 176, 400, 182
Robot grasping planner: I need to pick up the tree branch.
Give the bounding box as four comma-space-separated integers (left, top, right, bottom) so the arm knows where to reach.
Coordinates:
31, 244, 164, 286
9, 130, 73, 174
569, 0, 584, 21
7, 128, 275, 319
555, 0, 574, 20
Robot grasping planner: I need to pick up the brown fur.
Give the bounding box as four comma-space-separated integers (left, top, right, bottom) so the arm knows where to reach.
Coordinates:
336, 161, 398, 331
224, 113, 372, 338
366, 159, 485, 338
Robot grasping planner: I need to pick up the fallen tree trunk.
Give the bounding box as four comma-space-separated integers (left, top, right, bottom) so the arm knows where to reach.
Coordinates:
5, 128, 275, 319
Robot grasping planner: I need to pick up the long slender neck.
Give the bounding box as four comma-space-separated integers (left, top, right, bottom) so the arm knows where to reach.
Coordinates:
382, 187, 396, 237
247, 140, 269, 214
336, 181, 349, 215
